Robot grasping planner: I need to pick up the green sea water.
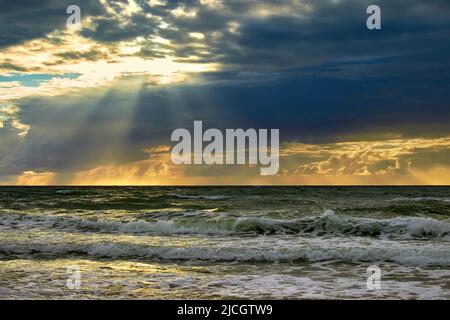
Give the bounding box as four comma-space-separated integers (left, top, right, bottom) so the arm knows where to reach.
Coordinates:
0, 186, 449, 299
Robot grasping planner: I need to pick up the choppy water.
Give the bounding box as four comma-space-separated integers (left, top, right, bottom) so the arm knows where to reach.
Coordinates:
0, 186, 449, 299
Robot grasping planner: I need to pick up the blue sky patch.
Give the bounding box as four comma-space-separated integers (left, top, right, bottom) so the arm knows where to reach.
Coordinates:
0, 73, 80, 87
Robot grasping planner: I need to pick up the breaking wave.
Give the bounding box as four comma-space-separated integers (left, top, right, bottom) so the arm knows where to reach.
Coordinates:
2, 210, 449, 240
166, 193, 231, 200
1, 240, 449, 267
390, 197, 450, 203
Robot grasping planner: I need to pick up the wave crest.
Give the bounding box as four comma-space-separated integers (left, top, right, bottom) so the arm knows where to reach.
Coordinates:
1, 240, 449, 266
2, 210, 449, 239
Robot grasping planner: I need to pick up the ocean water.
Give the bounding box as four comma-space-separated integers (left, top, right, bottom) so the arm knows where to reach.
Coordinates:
0, 186, 449, 299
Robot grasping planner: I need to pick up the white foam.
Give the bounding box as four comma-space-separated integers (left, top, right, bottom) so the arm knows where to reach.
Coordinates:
167, 193, 231, 200
1, 238, 449, 267
1, 209, 449, 239
390, 197, 450, 203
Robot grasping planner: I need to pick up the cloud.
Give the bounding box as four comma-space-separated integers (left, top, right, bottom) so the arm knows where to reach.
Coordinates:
12, 171, 56, 186
77, 0, 450, 73
286, 137, 450, 177
0, 0, 105, 48
1, 66, 450, 180
6, 135, 450, 185
1, 0, 450, 185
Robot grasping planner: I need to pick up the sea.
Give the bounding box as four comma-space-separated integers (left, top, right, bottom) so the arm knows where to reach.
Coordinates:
0, 186, 449, 299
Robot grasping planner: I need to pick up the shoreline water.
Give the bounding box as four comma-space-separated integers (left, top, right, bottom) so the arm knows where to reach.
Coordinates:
0, 186, 449, 299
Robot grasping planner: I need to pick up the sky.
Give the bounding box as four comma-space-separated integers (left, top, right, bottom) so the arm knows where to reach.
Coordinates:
0, 0, 450, 185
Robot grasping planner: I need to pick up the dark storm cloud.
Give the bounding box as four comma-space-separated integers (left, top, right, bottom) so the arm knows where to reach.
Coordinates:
81, 14, 159, 42
6, 84, 149, 174
7, 60, 450, 175
0, 0, 105, 48
2, 0, 449, 69
1, 0, 450, 177
208, 0, 450, 70
76, 0, 450, 71
0, 121, 23, 175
